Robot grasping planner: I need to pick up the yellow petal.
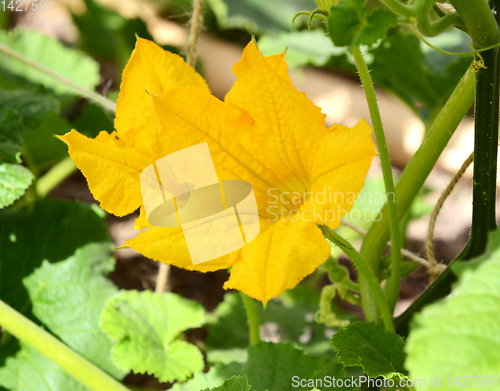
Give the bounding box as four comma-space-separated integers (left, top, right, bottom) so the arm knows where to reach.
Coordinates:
151, 87, 298, 219
302, 118, 376, 228
126, 226, 238, 272
59, 130, 152, 216
224, 218, 331, 304
115, 38, 210, 157
263, 51, 293, 84
225, 42, 327, 187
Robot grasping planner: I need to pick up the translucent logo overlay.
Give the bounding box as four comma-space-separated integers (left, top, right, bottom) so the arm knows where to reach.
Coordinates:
140, 143, 260, 265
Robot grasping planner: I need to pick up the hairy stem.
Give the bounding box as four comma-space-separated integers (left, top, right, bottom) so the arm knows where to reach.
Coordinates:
0, 43, 116, 112
0, 300, 130, 391
320, 226, 394, 332
352, 47, 402, 313
240, 292, 261, 345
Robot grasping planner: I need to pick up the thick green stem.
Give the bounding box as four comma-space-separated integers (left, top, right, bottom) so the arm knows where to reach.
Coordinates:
320, 226, 394, 332
449, 0, 500, 48
240, 292, 261, 345
352, 47, 402, 314
359, 65, 476, 322
396, 44, 500, 338
0, 300, 130, 391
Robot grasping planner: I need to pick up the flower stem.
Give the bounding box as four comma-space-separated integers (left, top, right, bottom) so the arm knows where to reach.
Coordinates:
0, 43, 116, 113
320, 226, 394, 332
359, 64, 476, 323
35, 156, 76, 198
240, 292, 261, 345
351, 46, 402, 313
0, 300, 130, 391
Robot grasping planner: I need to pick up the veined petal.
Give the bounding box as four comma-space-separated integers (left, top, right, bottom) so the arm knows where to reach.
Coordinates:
134, 206, 151, 230
59, 130, 152, 216
115, 38, 209, 157
302, 118, 376, 228
262, 51, 293, 84
224, 218, 331, 304
225, 42, 327, 187
126, 226, 238, 272
152, 87, 297, 218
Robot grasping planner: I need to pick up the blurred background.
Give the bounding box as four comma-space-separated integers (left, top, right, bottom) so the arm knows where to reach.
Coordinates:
0, 0, 487, 387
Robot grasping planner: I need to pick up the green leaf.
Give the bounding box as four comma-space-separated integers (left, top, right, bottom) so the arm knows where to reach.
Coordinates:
331, 321, 407, 379
169, 363, 245, 391
22, 112, 71, 171
100, 290, 206, 383
0, 343, 89, 391
206, 0, 317, 33
0, 88, 59, 131
0, 110, 23, 164
0, 163, 33, 209
0, 199, 110, 316
23, 243, 126, 379
406, 229, 500, 389
327, 1, 396, 47
203, 376, 252, 391
0, 29, 100, 95
258, 30, 350, 68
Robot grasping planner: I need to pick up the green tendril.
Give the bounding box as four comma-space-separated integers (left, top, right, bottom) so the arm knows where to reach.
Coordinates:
409, 24, 500, 56
293, 8, 329, 30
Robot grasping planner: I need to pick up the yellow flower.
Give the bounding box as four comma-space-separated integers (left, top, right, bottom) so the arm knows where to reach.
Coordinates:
60, 38, 375, 304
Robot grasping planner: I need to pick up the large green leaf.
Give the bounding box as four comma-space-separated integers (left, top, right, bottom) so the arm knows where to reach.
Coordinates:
0, 29, 100, 95
206, 0, 317, 33
331, 322, 407, 379
0, 343, 89, 391
406, 229, 500, 390
0, 163, 33, 209
0, 199, 110, 316
23, 243, 126, 379
0, 110, 23, 164
100, 290, 206, 383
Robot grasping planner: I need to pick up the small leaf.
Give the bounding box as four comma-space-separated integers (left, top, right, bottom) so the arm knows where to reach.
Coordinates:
0, 29, 100, 95
203, 376, 252, 391
0, 343, 89, 391
23, 243, 126, 379
406, 229, 500, 389
331, 321, 407, 379
100, 290, 206, 383
0, 110, 23, 163
327, 0, 396, 47
0, 163, 33, 208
